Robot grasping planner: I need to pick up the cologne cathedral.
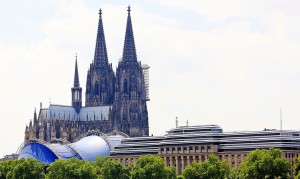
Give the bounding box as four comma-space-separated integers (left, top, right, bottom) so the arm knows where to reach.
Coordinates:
25, 7, 150, 142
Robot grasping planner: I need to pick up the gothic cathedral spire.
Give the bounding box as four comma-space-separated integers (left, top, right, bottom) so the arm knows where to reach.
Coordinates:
94, 9, 109, 66
114, 6, 149, 137
71, 54, 82, 113
74, 53, 80, 88
85, 9, 115, 107
122, 6, 137, 62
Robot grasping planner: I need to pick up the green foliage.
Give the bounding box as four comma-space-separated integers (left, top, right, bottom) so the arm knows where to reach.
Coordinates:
295, 157, 300, 178
239, 148, 291, 179
165, 166, 176, 179
131, 155, 176, 179
296, 172, 300, 179
182, 154, 230, 179
0, 158, 45, 179
46, 158, 97, 179
176, 175, 184, 179
0, 160, 18, 178
99, 159, 130, 179
1, 150, 293, 179
229, 168, 241, 179
93, 155, 108, 168
11, 158, 45, 179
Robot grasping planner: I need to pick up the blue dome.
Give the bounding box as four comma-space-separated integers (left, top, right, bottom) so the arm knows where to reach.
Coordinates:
18, 143, 58, 166
18, 135, 123, 165
73, 135, 111, 161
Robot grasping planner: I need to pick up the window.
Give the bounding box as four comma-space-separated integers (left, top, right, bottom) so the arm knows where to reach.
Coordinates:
201, 156, 205, 161
95, 81, 99, 95
123, 79, 128, 94
160, 148, 164, 154
195, 146, 199, 153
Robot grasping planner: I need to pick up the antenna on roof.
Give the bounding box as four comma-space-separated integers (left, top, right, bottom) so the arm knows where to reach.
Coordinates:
280, 108, 282, 130
186, 119, 189, 127
49, 97, 52, 105
175, 117, 178, 128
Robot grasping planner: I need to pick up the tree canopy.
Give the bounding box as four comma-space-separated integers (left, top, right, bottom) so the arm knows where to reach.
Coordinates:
239, 148, 291, 179
99, 159, 131, 179
182, 154, 230, 179
0, 149, 295, 179
131, 154, 176, 179
0, 158, 45, 179
46, 158, 97, 179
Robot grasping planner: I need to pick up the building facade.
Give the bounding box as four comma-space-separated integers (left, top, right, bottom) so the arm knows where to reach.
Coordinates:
109, 125, 300, 176
25, 7, 149, 142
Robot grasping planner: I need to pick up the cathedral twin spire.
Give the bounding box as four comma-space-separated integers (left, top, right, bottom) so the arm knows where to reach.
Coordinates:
122, 6, 138, 62
75, 6, 140, 108
94, 6, 137, 64
94, 8, 109, 67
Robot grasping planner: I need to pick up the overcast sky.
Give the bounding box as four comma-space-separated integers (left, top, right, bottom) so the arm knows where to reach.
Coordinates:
1, 0, 300, 157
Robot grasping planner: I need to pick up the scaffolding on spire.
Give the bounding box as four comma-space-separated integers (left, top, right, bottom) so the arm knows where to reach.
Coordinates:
142, 64, 150, 101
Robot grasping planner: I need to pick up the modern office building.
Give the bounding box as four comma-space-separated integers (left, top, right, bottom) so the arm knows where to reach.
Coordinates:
110, 125, 300, 175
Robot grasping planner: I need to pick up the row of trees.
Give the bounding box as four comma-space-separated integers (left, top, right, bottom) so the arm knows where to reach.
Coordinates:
0, 148, 299, 179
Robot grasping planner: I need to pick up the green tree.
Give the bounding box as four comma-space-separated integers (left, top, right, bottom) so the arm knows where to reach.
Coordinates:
182, 154, 230, 179
99, 159, 130, 179
176, 175, 184, 179
239, 148, 291, 179
165, 166, 176, 179
93, 155, 108, 168
295, 157, 300, 179
93, 155, 108, 176
5, 158, 45, 179
0, 160, 18, 178
46, 158, 97, 179
131, 155, 176, 179
229, 168, 241, 179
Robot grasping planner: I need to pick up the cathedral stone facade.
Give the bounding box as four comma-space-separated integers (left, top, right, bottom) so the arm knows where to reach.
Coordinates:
25, 7, 149, 143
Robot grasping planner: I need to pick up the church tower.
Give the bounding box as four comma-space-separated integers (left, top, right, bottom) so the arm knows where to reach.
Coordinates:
86, 9, 115, 107
114, 6, 149, 137
71, 54, 82, 113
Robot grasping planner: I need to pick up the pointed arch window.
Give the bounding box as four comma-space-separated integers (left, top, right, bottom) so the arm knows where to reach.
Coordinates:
95, 81, 99, 95
124, 79, 128, 94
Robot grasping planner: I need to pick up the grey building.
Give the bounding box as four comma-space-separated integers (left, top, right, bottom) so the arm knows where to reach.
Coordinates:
110, 125, 300, 175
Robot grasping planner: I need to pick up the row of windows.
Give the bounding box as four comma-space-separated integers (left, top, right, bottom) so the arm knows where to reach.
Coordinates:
164, 154, 244, 168
285, 153, 299, 159
160, 146, 212, 154
219, 154, 245, 161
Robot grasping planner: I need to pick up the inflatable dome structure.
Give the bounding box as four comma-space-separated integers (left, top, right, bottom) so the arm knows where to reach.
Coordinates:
17, 135, 123, 166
